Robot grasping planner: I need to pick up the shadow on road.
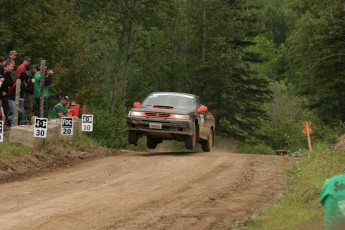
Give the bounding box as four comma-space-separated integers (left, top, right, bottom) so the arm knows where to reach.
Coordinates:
132, 151, 199, 157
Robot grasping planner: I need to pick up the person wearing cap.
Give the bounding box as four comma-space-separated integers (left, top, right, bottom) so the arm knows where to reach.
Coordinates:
33, 64, 50, 118
51, 96, 70, 119
15, 56, 30, 78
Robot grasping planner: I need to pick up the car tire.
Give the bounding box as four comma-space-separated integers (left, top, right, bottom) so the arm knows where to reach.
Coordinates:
128, 131, 138, 146
185, 127, 197, 150
147, 137, 158, 149
201, 129, 213, 152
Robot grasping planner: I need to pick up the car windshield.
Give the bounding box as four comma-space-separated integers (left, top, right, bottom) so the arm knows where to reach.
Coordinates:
142, 93, 195, 109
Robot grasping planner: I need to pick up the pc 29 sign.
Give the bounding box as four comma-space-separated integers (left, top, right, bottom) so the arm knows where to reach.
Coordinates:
61, 117, 74, 136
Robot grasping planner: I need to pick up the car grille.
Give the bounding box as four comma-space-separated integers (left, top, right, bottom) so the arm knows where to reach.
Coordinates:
145, 112, 171, 118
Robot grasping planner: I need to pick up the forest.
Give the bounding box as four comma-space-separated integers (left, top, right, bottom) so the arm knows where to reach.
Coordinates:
0, 0, 344, 151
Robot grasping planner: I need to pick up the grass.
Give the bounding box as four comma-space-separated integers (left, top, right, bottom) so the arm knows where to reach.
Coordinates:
233, 143, 345, 230
0, 134, 99, 160
0, 142, 34, 159
237, 142, 276, 155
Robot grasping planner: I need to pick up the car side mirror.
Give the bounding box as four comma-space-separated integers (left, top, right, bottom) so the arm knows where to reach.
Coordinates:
197, 105, 208, 113
133, 102, 141, 108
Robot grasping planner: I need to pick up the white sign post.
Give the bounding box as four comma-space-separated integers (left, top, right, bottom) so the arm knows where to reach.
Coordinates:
33, 117, 48, 138
0, 121, 3, 142
82, 114, 93, 132
61, 117, 74, 136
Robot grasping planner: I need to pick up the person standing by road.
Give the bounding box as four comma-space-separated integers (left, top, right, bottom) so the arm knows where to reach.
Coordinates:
5, 50, 18, 62
0, 60, 15, 126
15, 56, 30, 78
320, 173, 345, 230
33, 64, 49, 118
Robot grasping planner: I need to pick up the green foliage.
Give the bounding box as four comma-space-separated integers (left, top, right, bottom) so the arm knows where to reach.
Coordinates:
90, 101, 128, 148
286, 0, 345, 124
70, 135, 99, 149
0, 0, 342, 151
0, 142, 33, 159
237, 143, 275, 155
259, 81, 307, 151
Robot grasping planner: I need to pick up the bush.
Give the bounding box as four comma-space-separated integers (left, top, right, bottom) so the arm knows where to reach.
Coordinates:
90, 101, 128, 149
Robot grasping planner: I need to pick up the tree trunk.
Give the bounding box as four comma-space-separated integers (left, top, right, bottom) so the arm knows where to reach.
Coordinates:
111, 32, 125, 115
122, 24, 134, 98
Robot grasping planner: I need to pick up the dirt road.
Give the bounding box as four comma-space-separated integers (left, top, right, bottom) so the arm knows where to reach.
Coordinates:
0, 149, 291, 230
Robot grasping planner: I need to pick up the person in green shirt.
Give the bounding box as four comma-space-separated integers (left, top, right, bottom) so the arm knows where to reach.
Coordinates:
33, 64, 50, 118
51, 95, 70, 119
320, 173, 345, 230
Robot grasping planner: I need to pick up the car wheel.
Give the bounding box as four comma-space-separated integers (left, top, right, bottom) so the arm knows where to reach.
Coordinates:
201, 129, 213, 152
128, 131, 138, 146
185, 128, 196, 150
147, 137, 158, 149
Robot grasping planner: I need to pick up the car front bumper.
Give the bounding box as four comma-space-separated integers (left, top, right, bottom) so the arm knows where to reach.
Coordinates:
127, 117, 194, 138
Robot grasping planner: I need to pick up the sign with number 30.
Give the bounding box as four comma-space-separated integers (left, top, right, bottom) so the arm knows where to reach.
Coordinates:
34, 118, 48, 138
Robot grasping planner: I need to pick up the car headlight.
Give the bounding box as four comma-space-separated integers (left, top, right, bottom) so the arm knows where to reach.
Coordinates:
170, 114, 191, 120
128, 111, 145, 117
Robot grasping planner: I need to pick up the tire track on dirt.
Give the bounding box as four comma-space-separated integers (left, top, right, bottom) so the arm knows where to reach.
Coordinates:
105, 153, 288, 230
0, 150, 291, 230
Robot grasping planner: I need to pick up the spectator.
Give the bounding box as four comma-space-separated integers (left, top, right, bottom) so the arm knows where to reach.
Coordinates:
24, 65, 36, 120
0, 60, 15, 126
320, 173, 345, 230
15, 56, 30, 78
33, 64, 49, 118
5, 50, 18, 61
67, 100, 78, 117
51, 96, 70, 119
18, 72, 34, 124
0, 56, 6, 68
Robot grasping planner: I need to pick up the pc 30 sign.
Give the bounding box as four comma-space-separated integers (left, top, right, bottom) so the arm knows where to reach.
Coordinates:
61, 117, 74, 136
34, 118, 48, 138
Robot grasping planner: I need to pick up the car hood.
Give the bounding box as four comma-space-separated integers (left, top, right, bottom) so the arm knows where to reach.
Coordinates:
131, 106, 195, 115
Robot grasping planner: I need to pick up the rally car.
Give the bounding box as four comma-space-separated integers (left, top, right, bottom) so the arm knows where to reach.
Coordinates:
127, 92, 215, 152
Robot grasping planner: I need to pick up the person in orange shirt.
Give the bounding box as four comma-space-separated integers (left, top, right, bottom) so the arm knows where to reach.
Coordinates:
67, 100, 79, 117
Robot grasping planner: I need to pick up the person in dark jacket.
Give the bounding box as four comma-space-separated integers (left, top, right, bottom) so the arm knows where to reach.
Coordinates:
18, 72, 34, 124
0, 60, 15, 126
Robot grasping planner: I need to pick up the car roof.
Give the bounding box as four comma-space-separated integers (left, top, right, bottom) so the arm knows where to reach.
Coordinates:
149, 92, 197, 98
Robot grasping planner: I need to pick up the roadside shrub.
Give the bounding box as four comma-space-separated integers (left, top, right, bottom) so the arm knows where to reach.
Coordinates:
90, 101, 128, 149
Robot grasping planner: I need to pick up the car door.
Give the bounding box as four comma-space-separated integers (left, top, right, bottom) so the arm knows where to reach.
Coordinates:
195, 98, 208, 139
